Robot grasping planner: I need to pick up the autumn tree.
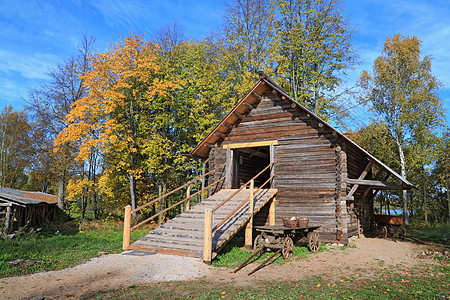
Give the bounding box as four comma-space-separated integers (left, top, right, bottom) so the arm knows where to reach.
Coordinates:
359, 34, 445, 225
27, 36, 95, 210
55, 34, 179, 212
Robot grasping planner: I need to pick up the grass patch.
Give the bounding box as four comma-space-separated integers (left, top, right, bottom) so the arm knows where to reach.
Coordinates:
0, 218, 149, 278
408, 223, 450, 245
82, 264, 450, 299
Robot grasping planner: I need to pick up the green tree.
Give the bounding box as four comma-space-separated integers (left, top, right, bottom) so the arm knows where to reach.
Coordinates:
359, 34, 445, 225
0, 106, 33, 189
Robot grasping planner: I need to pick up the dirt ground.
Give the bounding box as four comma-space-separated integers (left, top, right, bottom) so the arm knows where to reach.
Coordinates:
0, 236, 441, 300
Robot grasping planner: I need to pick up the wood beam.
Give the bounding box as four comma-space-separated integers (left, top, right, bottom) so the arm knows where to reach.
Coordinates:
281, 96, 289, 103
348, 160, 373, 197
214, 131, 226, 139
242, 102, 254, 109
223, 140, 278, 149
222, 122, 233, 129
252, 93, 262, 101
238, 147, 268, 159
347, 178, 405, 190
232, 111, 244, 120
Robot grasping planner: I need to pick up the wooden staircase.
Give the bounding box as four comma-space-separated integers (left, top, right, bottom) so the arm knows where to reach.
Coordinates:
130, 188, 277, 258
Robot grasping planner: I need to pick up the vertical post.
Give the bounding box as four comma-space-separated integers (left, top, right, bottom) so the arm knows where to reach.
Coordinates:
5, 205, 12, 234
201, 160, 206, 201
269, 143, 275, 187
158, 185, 163, 226
225, 146, 233, 189
123, 205, 132, 251
203, 208, 213, 264
186, 184, 191, 211
269, 197, 276, 226
245, 180, 254, 250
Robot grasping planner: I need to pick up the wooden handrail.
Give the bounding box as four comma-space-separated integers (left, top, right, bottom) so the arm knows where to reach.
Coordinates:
131, 176, 226, 230
212, 173, 275, 232
212, 161, 274, 214
132, 162, 225, 214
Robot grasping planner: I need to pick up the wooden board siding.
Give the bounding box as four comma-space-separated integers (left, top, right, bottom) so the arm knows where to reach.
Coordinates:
209, 91, 342, 242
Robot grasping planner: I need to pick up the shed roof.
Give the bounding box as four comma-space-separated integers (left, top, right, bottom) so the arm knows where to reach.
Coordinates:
190, 72, 415, 189
0, 188, 58, 206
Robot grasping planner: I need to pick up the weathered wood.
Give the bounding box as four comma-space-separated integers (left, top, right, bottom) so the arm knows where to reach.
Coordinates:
243, 102, 254, 109
233, 111, 244, 119
226, 147, 232, 189
252, 92, 262, 101
203, 208, 213, 264
123, 205, 132, 250
223, 140, 279, 149
347, 160, 373, 197
269, 197, 276, 226
245, 180, 255, 249
347, 178, 404, 190
214, 131, 226, 139
222, 122, 234, 129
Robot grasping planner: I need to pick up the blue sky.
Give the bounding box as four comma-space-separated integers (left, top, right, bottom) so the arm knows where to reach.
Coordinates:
0, 0, 449, 127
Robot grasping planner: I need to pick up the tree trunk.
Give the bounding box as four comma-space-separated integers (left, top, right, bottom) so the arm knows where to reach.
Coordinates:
57, 173, 65, 210
422, 164, 428, 225
397, 141, 409, 225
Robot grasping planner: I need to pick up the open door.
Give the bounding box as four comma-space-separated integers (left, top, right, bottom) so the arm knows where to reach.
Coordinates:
225, 141, 276, 189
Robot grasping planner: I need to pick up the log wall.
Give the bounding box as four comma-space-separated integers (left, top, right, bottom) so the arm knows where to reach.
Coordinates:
210, 91, 343, 242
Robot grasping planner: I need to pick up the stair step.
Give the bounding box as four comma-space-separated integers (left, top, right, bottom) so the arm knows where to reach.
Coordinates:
131, 188, 277, 258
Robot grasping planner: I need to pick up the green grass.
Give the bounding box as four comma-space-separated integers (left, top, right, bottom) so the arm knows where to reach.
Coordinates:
0, 218, 149, 278
82, 264, 450, 299
408, 223, 450, 245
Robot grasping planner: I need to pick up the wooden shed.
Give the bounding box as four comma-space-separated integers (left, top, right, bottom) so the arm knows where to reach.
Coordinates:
190, 72, 414, 244
128, 72, 414, 261
0, 188, 58, 234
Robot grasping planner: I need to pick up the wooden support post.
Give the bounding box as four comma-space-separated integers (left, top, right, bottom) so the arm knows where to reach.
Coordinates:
269, 197, 276, 226
348, 160, 373, 198
201, 161, 206, 201
226, 147, 233, 189
186, 184, 191, 211
5, 205, 12, 234
245, 180, 254, 250
123, 205, 132, 251
203, 208, 213, 264
269, 143, 275, 187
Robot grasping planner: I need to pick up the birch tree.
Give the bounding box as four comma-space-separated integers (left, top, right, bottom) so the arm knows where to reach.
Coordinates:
359, 34, 444, 225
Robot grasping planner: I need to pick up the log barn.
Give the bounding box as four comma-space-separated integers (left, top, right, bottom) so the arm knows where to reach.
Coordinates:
127, 72, 414, 262
0, 188, 58, 234
190, 72, 414, 244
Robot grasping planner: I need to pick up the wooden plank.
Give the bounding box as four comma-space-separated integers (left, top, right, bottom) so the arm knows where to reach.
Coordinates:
223, 140, 278, 149
347, 178, 404, 190
347, 160, 373, 197
203, 209, 213, 264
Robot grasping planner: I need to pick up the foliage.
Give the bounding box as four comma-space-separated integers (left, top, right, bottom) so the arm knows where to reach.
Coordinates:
0, 106, 33, 189
0, 219, 148, 278
359, 34, 445, 225
275, 0, 357, 119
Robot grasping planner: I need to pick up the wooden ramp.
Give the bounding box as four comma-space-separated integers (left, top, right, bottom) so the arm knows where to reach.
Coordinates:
131, 188, 277, 258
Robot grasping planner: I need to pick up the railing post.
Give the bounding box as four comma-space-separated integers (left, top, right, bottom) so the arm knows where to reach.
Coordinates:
123, 205, 132, 251
245, 180, 254, 250
269, 196, 276, 226
186, 184, 191, 211
203, 208, 213, 264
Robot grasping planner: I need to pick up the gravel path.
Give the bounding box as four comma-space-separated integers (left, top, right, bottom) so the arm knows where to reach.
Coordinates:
0, 251, 210, 300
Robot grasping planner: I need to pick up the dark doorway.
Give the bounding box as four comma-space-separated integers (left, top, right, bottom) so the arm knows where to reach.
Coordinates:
232, 146, 271, 188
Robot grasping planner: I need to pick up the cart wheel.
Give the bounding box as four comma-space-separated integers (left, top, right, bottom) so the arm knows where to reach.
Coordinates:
399, 226, 406, 240
253, 234, 265, 253
282, 236, 294, 260
307, 231, 321, 252
380, 226, 388, 238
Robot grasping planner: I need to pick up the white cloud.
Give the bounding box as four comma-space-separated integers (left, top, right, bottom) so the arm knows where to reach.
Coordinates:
0, 51, 57, 80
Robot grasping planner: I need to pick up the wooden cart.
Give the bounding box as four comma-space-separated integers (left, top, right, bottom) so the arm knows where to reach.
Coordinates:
374, 214, 406, 239
254, 225, 321, 260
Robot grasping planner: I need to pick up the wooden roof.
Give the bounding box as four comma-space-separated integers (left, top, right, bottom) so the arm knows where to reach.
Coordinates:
0, 188, 58, 206
190, 72, 415, 189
